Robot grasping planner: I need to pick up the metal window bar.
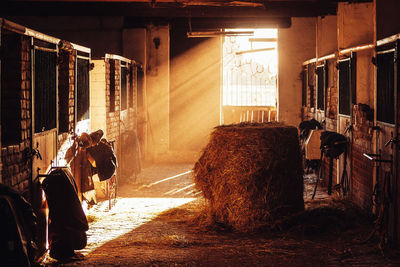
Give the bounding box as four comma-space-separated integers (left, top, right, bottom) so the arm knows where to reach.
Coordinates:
308, 63, 315, 108
302, 67, 307, 107
377, 49, 395, 124
121, 66, 128, 110
34, 48, 57, 133
58, 50, 69, 133
1, 31, 22, 145
76, 57, 90, 121
316, 65, 325, 111
338, 58, 351, 116
109, 59, 116, 112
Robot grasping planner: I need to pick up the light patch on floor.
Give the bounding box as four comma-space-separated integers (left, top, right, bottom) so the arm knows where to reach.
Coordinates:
81, 197, 196, 255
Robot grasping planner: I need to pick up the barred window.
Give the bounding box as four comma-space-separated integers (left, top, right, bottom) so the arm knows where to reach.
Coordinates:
377, 50, 395, 124
34, 48, 57, 133
302, 67, 307, 107
308, 63, 315, 108
58, 51, 70, 133
316, 64, 325, 111
1, 31, 22, 145
77, 58, 90, 121
109, 59, 116, 112
121, 65, 128, 110
338, 59, 350, 116
129, 65, 137, 108
137, 66, 144, 110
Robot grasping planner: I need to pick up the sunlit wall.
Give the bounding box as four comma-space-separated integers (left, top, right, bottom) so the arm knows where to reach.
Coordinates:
169, 25, 221, 151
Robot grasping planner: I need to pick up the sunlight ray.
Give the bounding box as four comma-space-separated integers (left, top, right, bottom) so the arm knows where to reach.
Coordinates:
82, 197, 196, 255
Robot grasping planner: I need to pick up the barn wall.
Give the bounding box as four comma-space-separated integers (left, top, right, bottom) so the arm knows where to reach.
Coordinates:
105, 58, 121, 167
90, 57, 140, 181
337, 2, 374, 49
56, 48, 77, 165
5, 16, 124, 58
338, 2, 375, 210
302, 2, 376, 207
122, 28, 148, 161
278, 17, 316, 127
90, 60, 108, 136
145, 25, 170, 161
317, 15, 337, 57
376, 0, 400, 40
123, 28, 147, 66
1, 34, 32, 199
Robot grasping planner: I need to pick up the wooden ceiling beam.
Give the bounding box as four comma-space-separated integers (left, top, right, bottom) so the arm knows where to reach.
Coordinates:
123, 16, 291, 28
0, 1, 337, 17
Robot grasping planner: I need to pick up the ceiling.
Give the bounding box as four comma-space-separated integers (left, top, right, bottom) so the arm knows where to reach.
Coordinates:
0, 0, 373, 29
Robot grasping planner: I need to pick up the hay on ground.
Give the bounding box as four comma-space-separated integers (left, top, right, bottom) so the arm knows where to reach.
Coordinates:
193, 122, 304, 232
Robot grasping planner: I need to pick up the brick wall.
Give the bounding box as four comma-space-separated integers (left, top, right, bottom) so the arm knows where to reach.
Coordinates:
106, 59, 121, 143
104, 58, 140, 180
351, 104, 374, 210
105, 58, 121, 179
1, 35, 32, 199
57, 49, 76, 151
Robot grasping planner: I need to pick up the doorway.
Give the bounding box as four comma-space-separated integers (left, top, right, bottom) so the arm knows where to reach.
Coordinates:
222, 28, 277, 124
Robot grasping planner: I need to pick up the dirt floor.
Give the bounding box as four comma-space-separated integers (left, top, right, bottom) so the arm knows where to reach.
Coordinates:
43, 163, 400, 266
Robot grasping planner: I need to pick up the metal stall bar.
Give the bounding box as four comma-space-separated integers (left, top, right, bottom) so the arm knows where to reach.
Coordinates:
391, 40, 399, 243
323, 60, 328, 121
0, 19, 2, 184
348, 52, 356, 195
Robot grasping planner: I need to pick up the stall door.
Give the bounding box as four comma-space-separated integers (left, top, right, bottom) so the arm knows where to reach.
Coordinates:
375, 45, 400, 243
32, 42, 58, 178
337, 57, 354, 188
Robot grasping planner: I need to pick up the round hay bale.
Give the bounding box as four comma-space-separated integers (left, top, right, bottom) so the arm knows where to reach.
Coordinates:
193, 122, 304, 232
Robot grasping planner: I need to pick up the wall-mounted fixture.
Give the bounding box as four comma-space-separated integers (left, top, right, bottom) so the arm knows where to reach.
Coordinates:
187, 30, 254, 38
153, 37, 160, 49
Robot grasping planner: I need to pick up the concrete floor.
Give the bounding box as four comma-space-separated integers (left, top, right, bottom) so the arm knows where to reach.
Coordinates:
42, 164, 400, 266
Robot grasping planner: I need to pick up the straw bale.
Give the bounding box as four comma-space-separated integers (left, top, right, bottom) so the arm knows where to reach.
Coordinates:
193, 122, 304, 232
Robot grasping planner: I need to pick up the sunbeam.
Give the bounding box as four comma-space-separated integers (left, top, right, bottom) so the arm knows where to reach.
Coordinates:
82, 197, 196, 255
